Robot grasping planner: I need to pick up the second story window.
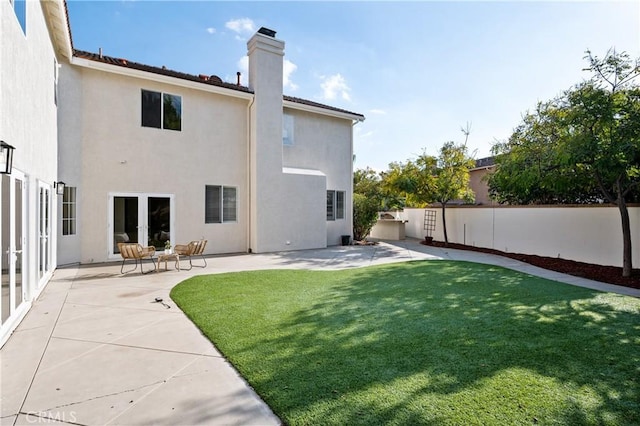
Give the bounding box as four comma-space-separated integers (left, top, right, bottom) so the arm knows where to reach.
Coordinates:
283, 113, 294, 146
141, 89, 182, 131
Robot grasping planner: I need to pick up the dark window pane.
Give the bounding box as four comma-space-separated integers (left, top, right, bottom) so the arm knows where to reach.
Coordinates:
223, 187, 237, 222
205, 185, 221, 223
163, 93, 182, 131
327, 190, 335, 221
336, 191, 345, 219
141, 90, 161, 128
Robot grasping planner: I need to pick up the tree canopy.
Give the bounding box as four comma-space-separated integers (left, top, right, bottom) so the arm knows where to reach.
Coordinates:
488, 49, 640, 276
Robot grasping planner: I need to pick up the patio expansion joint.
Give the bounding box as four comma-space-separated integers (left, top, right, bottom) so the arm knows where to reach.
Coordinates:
62, 302, 182, 314
19, 377, 168, 417
50, 335, 224, 358
14, 292, 70, 423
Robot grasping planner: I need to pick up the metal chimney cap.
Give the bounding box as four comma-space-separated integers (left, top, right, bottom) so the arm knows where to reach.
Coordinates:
257, 27, 276, 37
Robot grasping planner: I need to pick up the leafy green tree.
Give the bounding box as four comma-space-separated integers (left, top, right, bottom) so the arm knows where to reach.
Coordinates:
432, 138, 476, 244
353, 168, 383, 241
489, 103, 601, 204
489, 49, 640, 276
383, 129, 475, 245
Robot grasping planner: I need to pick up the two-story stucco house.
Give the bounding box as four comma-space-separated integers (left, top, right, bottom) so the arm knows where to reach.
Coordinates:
57, 27, 364, 265
1, 1, 363, 345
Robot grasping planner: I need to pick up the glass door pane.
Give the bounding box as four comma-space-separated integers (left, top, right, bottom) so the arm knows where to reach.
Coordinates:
148, 197, 170, 250
1, 176, 9, 324
15, 178, 23, 308
1, 174, 26, 324
113, 197, 139, 254
38, 185, 52, 284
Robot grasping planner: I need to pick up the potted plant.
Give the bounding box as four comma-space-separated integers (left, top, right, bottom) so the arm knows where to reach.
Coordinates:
164, 240, 172, 254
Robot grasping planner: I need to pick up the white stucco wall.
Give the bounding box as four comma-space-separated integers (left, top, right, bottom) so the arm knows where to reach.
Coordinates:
0, 0, 61, 343
56, 64, 82, 265
401, 206, 640, 268
61, 66, 249, 263
283, 109, 354, 246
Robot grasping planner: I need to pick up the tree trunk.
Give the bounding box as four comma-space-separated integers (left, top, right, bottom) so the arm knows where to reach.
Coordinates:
441, 202, 448, 246
617, 196, 633, 277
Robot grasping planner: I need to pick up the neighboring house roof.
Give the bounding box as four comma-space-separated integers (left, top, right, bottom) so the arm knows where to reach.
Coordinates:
472, 156, 495, 170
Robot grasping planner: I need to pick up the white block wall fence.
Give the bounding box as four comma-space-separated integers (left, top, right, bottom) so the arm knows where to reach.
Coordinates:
396, 205, 640, 268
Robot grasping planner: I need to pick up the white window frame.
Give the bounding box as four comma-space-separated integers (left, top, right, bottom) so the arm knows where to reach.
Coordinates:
62, 186, 76, 236
141, 89, 182, 131
327, 190, 346, 221
205, 185, 237, 224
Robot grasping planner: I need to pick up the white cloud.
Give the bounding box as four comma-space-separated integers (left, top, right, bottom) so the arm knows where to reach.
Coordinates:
283, 59, 298, 91
225, 18, 256, 38
369, 109, 386, 115
320, 74, 351, 102
206, 27, 216, 34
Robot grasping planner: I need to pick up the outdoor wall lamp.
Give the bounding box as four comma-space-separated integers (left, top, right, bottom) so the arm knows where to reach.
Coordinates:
55, 181, 66, 195
0, 141, 15, 174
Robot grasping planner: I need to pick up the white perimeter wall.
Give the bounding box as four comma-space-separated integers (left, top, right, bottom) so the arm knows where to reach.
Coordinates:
401, 205, 640, 268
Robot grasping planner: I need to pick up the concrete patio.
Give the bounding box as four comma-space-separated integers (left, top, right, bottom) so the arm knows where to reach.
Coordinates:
2, 240, 637, 425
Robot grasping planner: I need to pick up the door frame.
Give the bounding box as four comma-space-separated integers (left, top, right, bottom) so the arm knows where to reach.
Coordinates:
1, 169, 29, 333
107, 192, 175, 260
37, 181, 53, 287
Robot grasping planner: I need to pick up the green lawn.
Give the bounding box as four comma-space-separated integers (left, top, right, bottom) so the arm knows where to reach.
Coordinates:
171, 261, 640, 425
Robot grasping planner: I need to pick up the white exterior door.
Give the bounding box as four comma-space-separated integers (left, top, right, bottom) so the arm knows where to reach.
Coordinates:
1, 171, 27, 330
109, 193, 174, 258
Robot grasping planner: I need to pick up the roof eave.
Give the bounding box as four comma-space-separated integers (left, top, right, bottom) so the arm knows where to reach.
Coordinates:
41, 0, 73, 60
71, 56, 255, 101
284, 99, 365, 123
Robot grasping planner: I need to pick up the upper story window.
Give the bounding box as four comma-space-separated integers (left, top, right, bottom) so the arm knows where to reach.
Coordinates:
283, 113, 294, 146
10, 0, 27, 34
141, 89, 182, 131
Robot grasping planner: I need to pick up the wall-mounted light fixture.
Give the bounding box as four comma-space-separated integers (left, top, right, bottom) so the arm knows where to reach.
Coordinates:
0, 141, 15, 174
54, 181, 66, 195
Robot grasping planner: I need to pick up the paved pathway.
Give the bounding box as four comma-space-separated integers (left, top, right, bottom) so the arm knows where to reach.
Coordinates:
1, 240, 637, 425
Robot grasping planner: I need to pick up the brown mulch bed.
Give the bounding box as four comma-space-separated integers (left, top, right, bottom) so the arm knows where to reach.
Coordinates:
423, 240, 640, 290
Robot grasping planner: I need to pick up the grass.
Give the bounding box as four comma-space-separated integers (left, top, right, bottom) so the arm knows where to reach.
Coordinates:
170, 261, 640, 425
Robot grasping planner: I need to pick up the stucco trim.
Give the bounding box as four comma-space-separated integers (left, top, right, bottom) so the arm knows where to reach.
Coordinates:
283, 167, 327, 177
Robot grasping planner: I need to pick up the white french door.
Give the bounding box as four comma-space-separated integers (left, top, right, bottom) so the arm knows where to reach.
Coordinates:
38, 182, 53, 285
1, 171, 27, 328
108, 193, 174, 258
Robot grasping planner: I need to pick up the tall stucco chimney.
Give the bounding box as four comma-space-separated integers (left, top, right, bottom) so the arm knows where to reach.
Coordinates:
247, 28, 285, 253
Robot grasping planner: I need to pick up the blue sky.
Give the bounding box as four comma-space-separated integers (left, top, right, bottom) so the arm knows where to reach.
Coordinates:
67, 1, 640, 171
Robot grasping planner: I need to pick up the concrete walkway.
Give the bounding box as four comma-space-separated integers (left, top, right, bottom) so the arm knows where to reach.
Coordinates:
2, 240, 637, 425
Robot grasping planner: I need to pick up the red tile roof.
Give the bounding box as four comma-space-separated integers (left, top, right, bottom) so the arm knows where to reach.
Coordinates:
73, 49, 252, 94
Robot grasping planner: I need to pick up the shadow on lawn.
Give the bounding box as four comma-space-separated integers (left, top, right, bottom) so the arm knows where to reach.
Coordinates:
180, 262, 640, 425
